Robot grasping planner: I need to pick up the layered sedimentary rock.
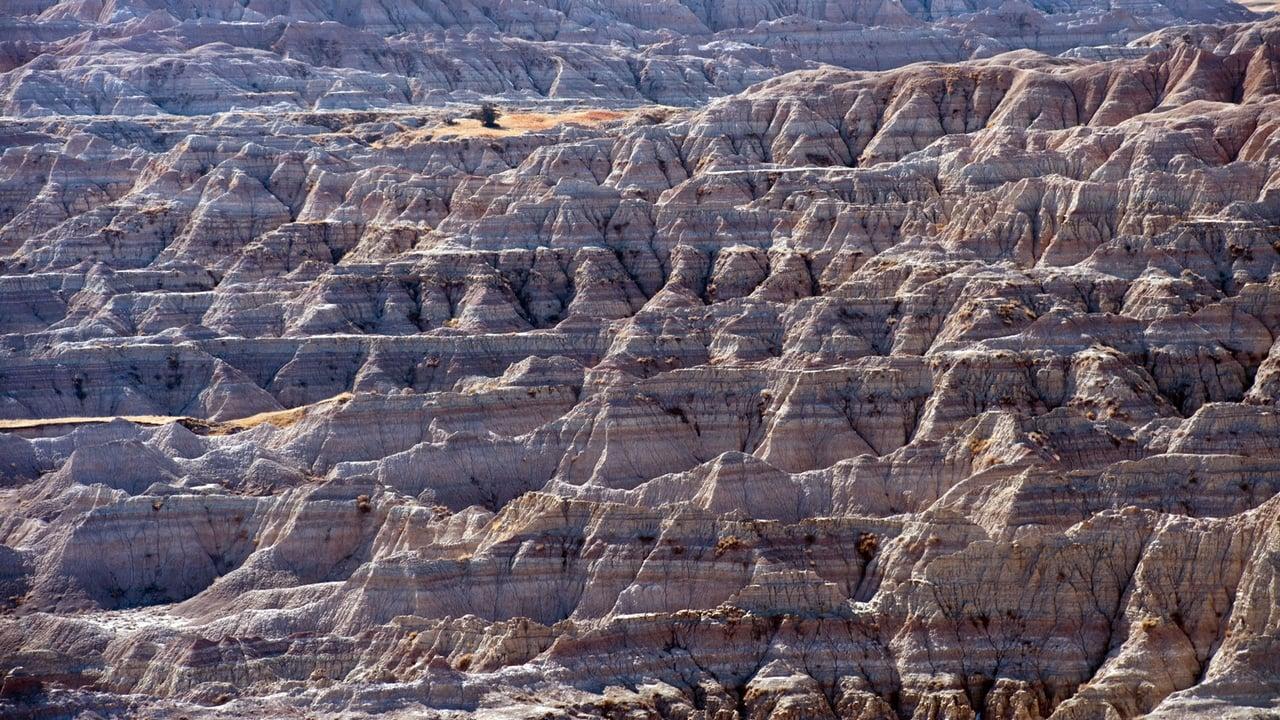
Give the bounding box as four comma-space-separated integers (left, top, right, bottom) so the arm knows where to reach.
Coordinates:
4, 1, 1280, 719
0, 0, 1263, 114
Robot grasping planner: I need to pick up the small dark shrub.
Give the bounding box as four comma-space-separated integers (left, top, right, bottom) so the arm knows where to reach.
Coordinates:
474, 103, 500, 128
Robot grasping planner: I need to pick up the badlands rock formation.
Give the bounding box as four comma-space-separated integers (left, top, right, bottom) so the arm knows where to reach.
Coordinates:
4, 0, 1280, 718
0, 0, 1262, 113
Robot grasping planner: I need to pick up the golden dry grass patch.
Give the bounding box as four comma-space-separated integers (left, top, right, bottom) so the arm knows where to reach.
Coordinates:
379, 108, 633, 146
210, 392, 353, 434
439, 109, 629, 137
0, 414, 178, 430
0, 392, 353, 436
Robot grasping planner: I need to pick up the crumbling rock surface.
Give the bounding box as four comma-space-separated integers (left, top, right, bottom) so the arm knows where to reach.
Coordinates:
0, 0, 1263, 113
4, 2, 1280, 719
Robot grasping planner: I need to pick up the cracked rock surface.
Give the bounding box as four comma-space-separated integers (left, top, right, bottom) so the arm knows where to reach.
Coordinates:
4, 1, 1280, 719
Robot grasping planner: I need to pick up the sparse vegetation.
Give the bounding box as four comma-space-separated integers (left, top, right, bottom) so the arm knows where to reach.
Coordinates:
715, 535, 746, 556
3, 4, 1273, 713
377, 108, 631, 145
857, 532, 879, 560
474, 103, 500, 128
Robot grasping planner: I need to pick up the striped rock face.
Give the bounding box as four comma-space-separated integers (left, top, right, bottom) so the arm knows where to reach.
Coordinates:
2, 2, 1280, 719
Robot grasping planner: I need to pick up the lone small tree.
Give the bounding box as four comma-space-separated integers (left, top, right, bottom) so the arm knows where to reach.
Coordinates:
476, 103, 500, 128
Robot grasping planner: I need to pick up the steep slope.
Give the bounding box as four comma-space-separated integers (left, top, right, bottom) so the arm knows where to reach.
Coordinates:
3, 5, 1280, 720
0, 0, 1263, 113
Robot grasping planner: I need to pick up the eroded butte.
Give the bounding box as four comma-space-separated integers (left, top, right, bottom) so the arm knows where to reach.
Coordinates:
3, 1, 1280, 718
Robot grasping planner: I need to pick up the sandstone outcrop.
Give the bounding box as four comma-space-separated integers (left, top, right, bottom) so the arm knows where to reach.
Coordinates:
4, 2, 1280, 719
0, 0, 1263, 114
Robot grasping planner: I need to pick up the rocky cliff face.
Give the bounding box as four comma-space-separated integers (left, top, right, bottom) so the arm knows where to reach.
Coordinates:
0, 0, 1262, 113
3, 1, 1280, 719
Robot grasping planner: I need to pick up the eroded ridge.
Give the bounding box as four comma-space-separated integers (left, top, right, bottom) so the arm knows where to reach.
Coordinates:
3, 2, 1280, 719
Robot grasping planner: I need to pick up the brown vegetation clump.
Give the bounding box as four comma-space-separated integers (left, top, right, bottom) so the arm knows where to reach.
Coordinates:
857, 532, 879, 560
715, 535, 747, 556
